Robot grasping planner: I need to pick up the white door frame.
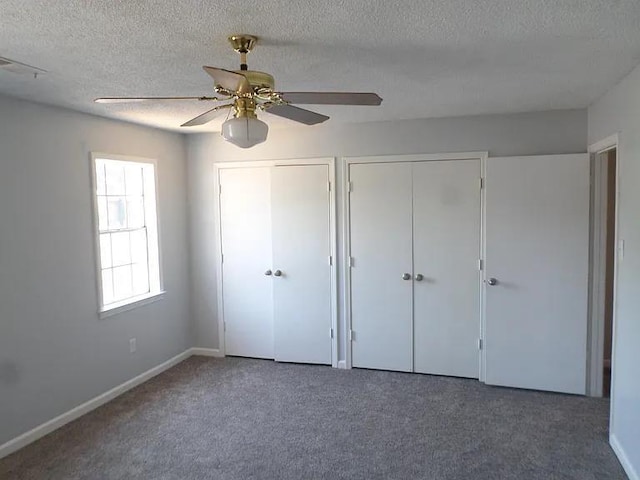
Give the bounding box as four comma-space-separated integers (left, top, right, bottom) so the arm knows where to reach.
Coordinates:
587, 134, 620, 398
341, 152, 488, 371
213, 157, 339, 368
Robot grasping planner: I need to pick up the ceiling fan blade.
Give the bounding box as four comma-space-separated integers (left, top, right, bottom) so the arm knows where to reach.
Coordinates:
95, 96, 219, 104
265, 104, 329, 125
202, 66, 252, 94
181, 104, 234, 127
278, 92, 382, 106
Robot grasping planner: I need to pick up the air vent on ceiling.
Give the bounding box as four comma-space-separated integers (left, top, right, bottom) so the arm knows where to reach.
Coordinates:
0, 56, 47, 76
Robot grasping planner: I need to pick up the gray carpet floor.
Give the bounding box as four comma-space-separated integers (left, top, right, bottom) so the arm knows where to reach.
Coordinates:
0, 357, 626, 480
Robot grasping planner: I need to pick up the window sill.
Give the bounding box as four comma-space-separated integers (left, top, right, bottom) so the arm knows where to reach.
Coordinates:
99, 291, 166, 319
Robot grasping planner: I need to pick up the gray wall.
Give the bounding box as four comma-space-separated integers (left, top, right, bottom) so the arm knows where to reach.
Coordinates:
0, 96, 192, 445
589, 63, 640, 477
187, 109, 587, 361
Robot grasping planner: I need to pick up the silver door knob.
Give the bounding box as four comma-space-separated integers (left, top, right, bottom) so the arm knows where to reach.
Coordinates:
415, 273, 424, 281
402, 273, 411, 280
486, 277, 498, 286
264, 269, 272, 276
273, 270, 282, 277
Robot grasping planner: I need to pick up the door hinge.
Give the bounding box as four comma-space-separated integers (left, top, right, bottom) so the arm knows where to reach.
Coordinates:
348, 256, 354, 268
329, 328, 334, 339
221, 253, 224, 264
218, 184, 222, 195
348, 329, 355, 342
223, 322, 227, 332
478, 259, 483, 271
328, 255, 333, 266
478, 338, 483, 350
328, 181, 332, 192
479, 178, 484, 189
348, 181, 353, 193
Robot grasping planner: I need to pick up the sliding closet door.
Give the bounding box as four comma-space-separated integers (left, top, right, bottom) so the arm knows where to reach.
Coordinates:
413, 160, 481, 378
219, 167, 274, 359
484, 154, 590, 394
350, 162, 413, 372
271, 165, 332, 364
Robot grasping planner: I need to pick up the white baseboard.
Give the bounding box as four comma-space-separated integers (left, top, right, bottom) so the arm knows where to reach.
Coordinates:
611, 433, 639, 480
337, 360, 347, 369
0, 349, 192, 460
190, 347, 224, 358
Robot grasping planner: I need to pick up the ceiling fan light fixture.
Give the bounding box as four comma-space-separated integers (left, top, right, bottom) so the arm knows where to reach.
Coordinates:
221, 115, 268, 148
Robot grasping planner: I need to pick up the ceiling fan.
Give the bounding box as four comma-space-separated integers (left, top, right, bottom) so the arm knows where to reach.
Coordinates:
95, 34, 383, 148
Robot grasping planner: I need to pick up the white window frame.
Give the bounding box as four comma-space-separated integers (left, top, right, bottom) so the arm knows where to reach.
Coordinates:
90, 152, 164, 318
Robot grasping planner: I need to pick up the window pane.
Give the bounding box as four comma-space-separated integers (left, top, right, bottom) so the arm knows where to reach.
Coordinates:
105, 163, 126, 195
102, 269, 114, 305
107, 197, 127, 229
111, 231, 131, 266
127, 197, 145, 228
132, 263, 150, 295
99, 233, 112, 269
94, 157, 161, 308
95, 162, 107, 195
125, 165, 144, 196
97, 196, 108, 231
113, 265, 133, 301
130, 229, 148, 264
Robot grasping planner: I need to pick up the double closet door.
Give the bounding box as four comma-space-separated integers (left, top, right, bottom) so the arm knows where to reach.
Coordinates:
219, 163, 332, 365
349, 159, 481, 378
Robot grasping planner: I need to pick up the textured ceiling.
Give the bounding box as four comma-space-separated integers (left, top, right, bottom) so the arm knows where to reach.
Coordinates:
1, 0, 640, 133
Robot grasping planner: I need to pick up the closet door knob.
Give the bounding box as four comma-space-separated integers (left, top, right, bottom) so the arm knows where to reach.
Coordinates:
264, 270, 273, 276
273, 270, 282, 277
415, 273, 424, 281
486, 277, 498, 286
402, 273, 411, 281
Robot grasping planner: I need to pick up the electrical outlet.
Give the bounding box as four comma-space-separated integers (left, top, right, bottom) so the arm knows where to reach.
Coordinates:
129, 338, 136, 353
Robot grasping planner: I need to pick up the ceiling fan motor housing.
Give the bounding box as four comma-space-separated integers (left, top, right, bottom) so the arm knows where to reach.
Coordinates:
236, 70, 275, 91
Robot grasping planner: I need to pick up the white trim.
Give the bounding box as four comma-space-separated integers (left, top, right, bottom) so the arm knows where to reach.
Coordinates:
345, 152, 488, 165
190, 347, 224, 357
99, 291, 166, 319
337, 360, 347, 369
213, 165, 226, 358
0, 349, 192, 460
213, 157, 339, 367
342, 152, 488, 372
89, 152, 165, 316
327, 159, 339, 368
610, 434, 639, 480
479, 154, 488, 382
340, 157, 353, 369
588, 134, 619, 154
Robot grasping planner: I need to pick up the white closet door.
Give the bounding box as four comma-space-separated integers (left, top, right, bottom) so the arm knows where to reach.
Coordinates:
413, 160, 481, 378
219, 167, 274, 359
484, 154, 590, 394
350, 162, 413, 372
271, 165, 332, 364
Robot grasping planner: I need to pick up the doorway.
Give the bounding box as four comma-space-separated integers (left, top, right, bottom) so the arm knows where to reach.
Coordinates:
589, 144, 617, 398
602, 148, 616, 397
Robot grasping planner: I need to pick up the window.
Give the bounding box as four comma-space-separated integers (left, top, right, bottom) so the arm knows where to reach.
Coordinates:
92, 154, 162, 314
